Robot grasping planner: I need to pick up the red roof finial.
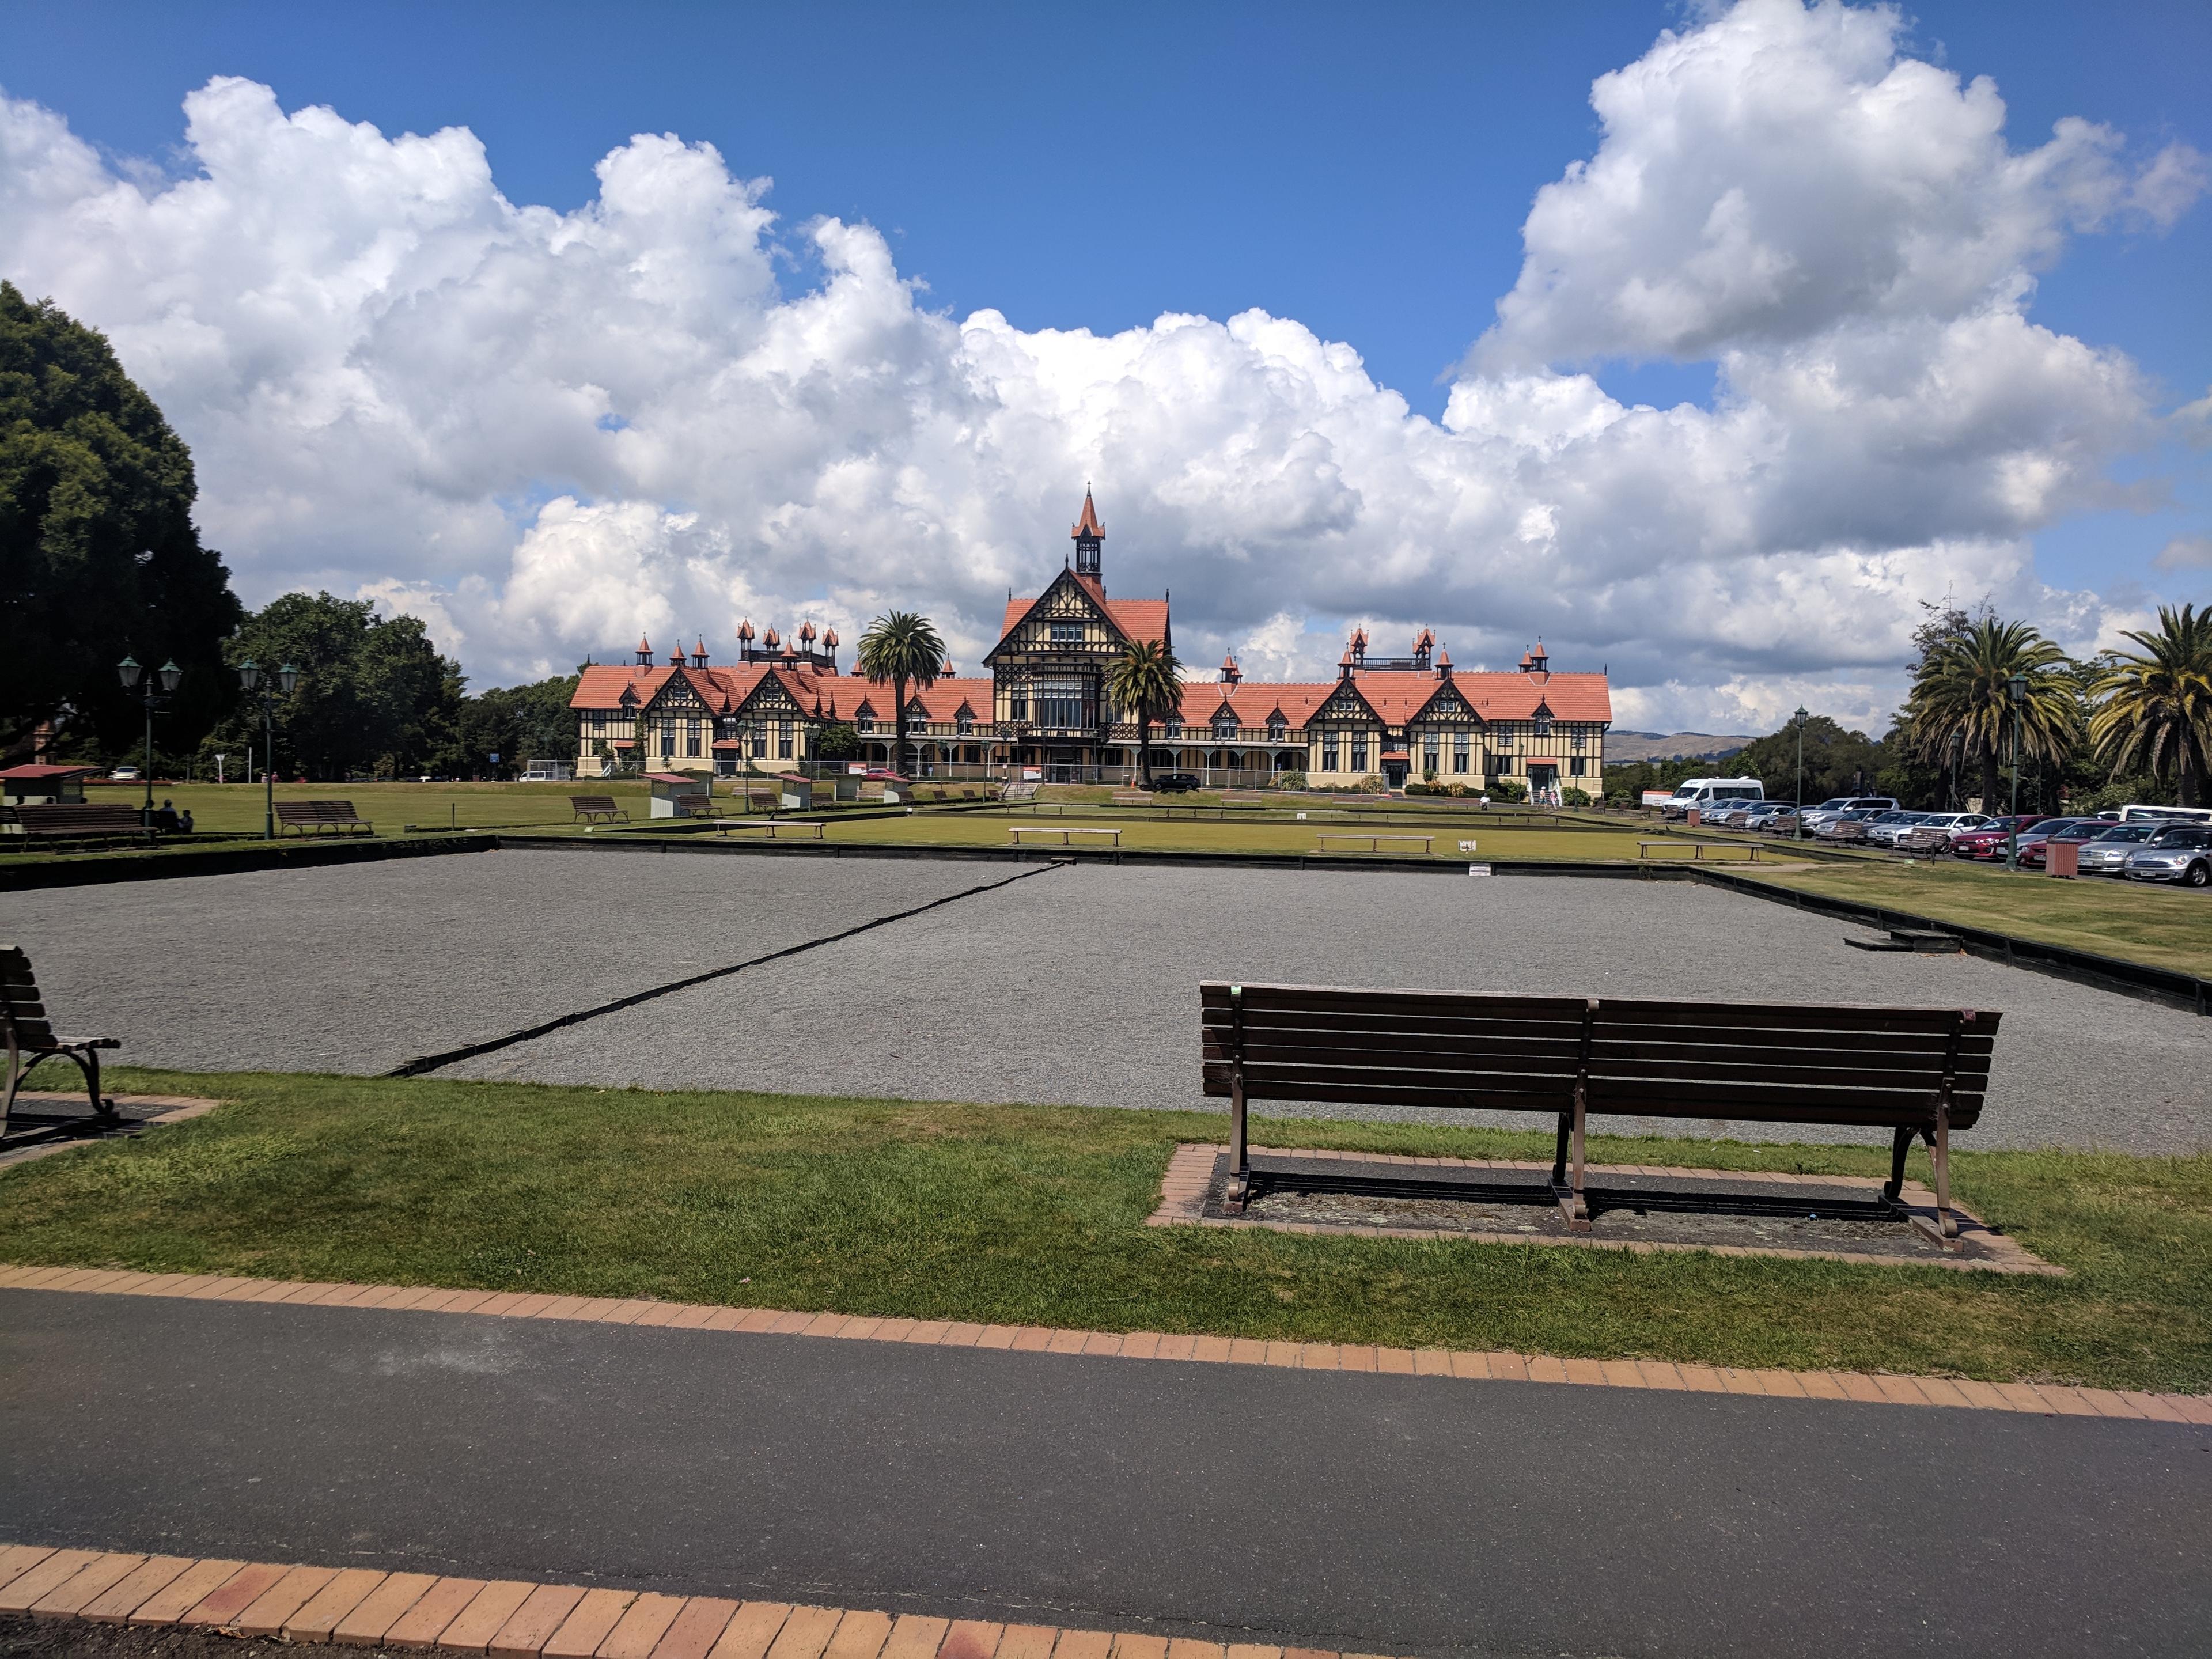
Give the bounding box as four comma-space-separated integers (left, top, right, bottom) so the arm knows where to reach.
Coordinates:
1071, 487, 1104, 541
738, 619, 755, 641
800, 620, 817, 642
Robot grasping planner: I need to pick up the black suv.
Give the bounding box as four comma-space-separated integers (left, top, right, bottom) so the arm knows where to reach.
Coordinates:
1151, 772, 1202, 793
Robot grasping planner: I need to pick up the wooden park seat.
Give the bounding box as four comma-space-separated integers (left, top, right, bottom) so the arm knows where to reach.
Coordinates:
1316, 832, 1434, 854
10, 803, 152, 845
713, 818, 825, 839
570, 794, 630, 824
274, 800, 373, 836
1009, 825, 1122, 847
2, 944, 120, 1137
1200, 982, 1999, 1246
1638, 839, 1759, 862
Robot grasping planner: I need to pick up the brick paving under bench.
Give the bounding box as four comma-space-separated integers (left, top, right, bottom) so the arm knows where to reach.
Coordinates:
1146, 1143, 2061, 1274
0, 1543, 1345, 1659
3, 1261, 2206, 1423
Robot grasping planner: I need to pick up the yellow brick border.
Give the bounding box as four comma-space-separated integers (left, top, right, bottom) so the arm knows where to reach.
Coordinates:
3, 1263, 2206, 1422
0, 1540, 1345, 1658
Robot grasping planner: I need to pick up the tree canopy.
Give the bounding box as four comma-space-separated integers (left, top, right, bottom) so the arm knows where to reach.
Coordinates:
1, 281, 243, 759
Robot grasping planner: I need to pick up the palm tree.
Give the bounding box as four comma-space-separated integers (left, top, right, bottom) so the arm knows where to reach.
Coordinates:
2090, 603, 2212, 806
1106, 638, 1183, 787
1904, 616, 2076, 809
855, 610, 946, 778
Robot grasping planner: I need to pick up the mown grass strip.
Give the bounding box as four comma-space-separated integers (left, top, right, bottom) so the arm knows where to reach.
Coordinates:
1, 1067, 2206, 1393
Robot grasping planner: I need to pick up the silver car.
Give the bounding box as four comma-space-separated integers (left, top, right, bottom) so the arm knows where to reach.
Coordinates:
2077, 823, 2158, 874
1864, 811, 1931, 847
2123, 826, 2212, 887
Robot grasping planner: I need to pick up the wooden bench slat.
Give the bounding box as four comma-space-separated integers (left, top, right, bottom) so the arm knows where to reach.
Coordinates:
1202, 980, 1591, 1014
1203, 1073, 1579, 1112
1205, 1029, 1586, 1063
1594, 1000, 1994, 1035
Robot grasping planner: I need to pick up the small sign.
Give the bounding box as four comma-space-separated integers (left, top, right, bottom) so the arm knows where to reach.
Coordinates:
1468, 863, 1492, 876
1458, 839, 1478, 853
1296, 811, 1307, 820
488, 752, 499, 763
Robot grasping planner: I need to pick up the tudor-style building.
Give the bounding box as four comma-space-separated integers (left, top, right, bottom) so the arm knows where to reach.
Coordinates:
571, 490, 1608, 793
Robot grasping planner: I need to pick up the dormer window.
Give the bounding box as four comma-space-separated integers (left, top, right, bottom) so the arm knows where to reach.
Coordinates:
1213, 713, 1239, 739
1533, 713, 1553, 737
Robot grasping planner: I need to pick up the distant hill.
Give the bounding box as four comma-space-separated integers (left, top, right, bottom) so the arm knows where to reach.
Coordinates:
1605, 731, 1757, 764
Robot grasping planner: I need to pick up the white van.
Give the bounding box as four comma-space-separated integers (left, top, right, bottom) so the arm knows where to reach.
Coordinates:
2115, 804, 2212, 824
1660, 777, 1764, 819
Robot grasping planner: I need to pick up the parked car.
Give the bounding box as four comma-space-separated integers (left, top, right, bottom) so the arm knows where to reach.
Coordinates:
1862, 810, 1930, 847
2020, 819, 2106, 868
1737, 801, 1794, 828
1800, 796, 1899, 834
1903, 812, 1991, 850
1151, 772, 1202, 793
2077, 823, 2159, 874
109, 766, 141, 781
2123, 825, 2212, 887
1949, 815, 2050, 859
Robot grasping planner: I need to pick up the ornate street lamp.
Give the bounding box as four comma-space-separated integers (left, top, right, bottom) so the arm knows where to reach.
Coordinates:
237, 660, 300, 839
117, 654, 183, 822
1791, 706, 1809, 840
2005, 671, 2029, 870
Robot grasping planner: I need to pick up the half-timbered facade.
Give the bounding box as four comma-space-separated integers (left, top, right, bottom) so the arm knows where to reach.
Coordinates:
573, 490, 1608, 792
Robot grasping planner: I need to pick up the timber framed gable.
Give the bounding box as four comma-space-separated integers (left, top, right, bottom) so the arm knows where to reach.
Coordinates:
984, 569, 1127, 666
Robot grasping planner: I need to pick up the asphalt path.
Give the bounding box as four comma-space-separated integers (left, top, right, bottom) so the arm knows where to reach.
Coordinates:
3, 1291, 2207, 1659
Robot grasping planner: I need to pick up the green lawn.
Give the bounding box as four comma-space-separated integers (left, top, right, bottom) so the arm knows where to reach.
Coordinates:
811, 809, 1664, 861
74, 778, 652, 836
1738, 858, 2212, 978
4, 1069, 2207, 1392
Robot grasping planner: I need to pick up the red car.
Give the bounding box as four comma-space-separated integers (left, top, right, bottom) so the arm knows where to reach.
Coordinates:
1950, 815, 2050, 859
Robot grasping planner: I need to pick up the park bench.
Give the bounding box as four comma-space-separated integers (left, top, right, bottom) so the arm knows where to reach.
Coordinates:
713, 818, 826, 839
1316, 832, 1433, 854
1200, 982, 1999, 1246
2, 944, 120, 1138
7, 803, 153, 846
1223, 791, 1269, 806
1638, 839, 1760, 862
570, 794, 630, 824
1009, 825, 1123, 847
1112, 791, 1149, 805
274, 800, 372, 836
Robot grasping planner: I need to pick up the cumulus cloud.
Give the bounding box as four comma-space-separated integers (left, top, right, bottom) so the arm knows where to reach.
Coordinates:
0, 0, 2198, 729
2153, 536, 2212, 573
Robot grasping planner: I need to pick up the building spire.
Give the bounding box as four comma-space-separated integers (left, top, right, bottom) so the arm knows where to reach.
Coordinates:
1071, 486, 1103, 583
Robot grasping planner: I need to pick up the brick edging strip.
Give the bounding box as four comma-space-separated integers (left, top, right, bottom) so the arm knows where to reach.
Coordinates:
0, 1541, 1339, 1659
3, 1263, 2205, 1424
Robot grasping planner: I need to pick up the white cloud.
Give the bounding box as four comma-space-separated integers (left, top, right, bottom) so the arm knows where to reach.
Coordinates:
0, 0, 2198, 730
2152, 536, 2212, 573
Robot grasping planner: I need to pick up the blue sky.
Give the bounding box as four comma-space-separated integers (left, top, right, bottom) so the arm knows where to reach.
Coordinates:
3, 1, 2206, 724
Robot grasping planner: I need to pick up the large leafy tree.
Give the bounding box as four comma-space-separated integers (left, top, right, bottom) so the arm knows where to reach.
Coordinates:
203, 592, 463, 779
452, 672, 584, 778
1733, 715, 1885, 805
1, 282, 243, 760
1903, 615, 2077, 809
1105, 638, 1183, 786
855, 610, 945, 777
2090, 603, 2212, 806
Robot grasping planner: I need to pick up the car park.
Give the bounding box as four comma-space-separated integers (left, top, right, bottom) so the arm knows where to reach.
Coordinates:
2077, 823, 2158, 874
2123, 825, 2212, 887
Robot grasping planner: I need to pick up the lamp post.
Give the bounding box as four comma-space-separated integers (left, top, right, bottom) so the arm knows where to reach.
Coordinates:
236, 659, 299, 840
116, 655, 183, 823
1791, 706, 1809, 840
2005, 670, 2029, 871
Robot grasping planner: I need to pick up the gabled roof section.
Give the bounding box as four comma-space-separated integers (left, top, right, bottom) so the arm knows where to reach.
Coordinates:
991, 568, 1171, 660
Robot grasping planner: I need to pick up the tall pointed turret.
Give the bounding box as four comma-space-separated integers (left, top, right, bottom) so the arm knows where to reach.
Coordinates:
1071, 486, 1104, 584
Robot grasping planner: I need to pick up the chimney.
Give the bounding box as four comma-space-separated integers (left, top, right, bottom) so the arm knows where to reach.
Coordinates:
1219, 651, 1241, 686
1437, 646, 1453, 681
635, 634, 654, 668
691, 637, 709, 669
1338, 649, 1354, 682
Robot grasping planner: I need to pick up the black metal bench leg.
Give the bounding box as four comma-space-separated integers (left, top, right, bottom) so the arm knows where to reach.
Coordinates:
1882, 1124, 1914, 1204
1551, 1113, 1570, 1188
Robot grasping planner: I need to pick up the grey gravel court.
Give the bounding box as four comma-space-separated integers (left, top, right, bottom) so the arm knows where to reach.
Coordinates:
7, 848, 2206, 1152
